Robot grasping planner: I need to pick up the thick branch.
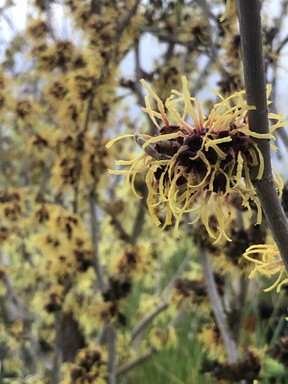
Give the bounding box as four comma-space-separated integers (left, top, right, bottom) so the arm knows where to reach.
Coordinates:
237, 0, 288, 272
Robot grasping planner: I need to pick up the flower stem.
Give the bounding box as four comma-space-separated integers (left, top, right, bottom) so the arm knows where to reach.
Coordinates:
237, 0, 288, 272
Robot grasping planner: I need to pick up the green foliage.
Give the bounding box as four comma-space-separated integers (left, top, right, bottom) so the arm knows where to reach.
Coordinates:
125, 315, 211, 384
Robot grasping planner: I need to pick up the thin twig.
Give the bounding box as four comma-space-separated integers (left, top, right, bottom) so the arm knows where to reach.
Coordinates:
198, 246, 238, 364
153, 362, 185, 384
275, 33, 288, 55
169, 308, 184, 328
107, 324, 117, 384
117, 347, 155, 377
102, 202, 131, 242
131, 252, 192, 345
118, 306, 184, 377
84, 0, 141, 136
89, 191, 106, 293
195, 0, 218, 60
131, 196, 147, 243
234, 275, 249, 343
161, 252, 193, 298
90, 0, 101, 14
44, 0, 56, 40
131, 302, 169, 344
237, 0, 288, 272
51, 311, 62, 384
190, 59, 213, 96
117, 306, 186, 378
122, 252, 191, 373
73, 1, 141, 211
164, 41, 175, 62
134, 39, 158, 136
1, 274, 41, 372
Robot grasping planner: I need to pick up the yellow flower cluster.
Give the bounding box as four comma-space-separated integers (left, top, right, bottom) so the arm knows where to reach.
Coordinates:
243, 244, 288, 292
108, 77, 284, 242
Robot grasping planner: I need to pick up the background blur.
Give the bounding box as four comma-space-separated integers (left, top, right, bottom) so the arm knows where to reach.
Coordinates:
0, 1, 288, 383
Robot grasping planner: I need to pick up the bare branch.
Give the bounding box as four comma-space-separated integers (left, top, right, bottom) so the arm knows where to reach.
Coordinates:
91, 0, 101, 14
51, 312, 62, 384
131, 252, 192, 345
161, 253, 193, 298
195, 0, 218, 60
131, 198, 147, 243
117, 347, 155, 377
89, 191, 106, 293
198, 246, 238, 364
131, 302, 169, 344
107, 324, 117, 384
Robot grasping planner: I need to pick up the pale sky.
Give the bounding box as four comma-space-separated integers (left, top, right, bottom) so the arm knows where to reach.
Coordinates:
1, 0, 288, 133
